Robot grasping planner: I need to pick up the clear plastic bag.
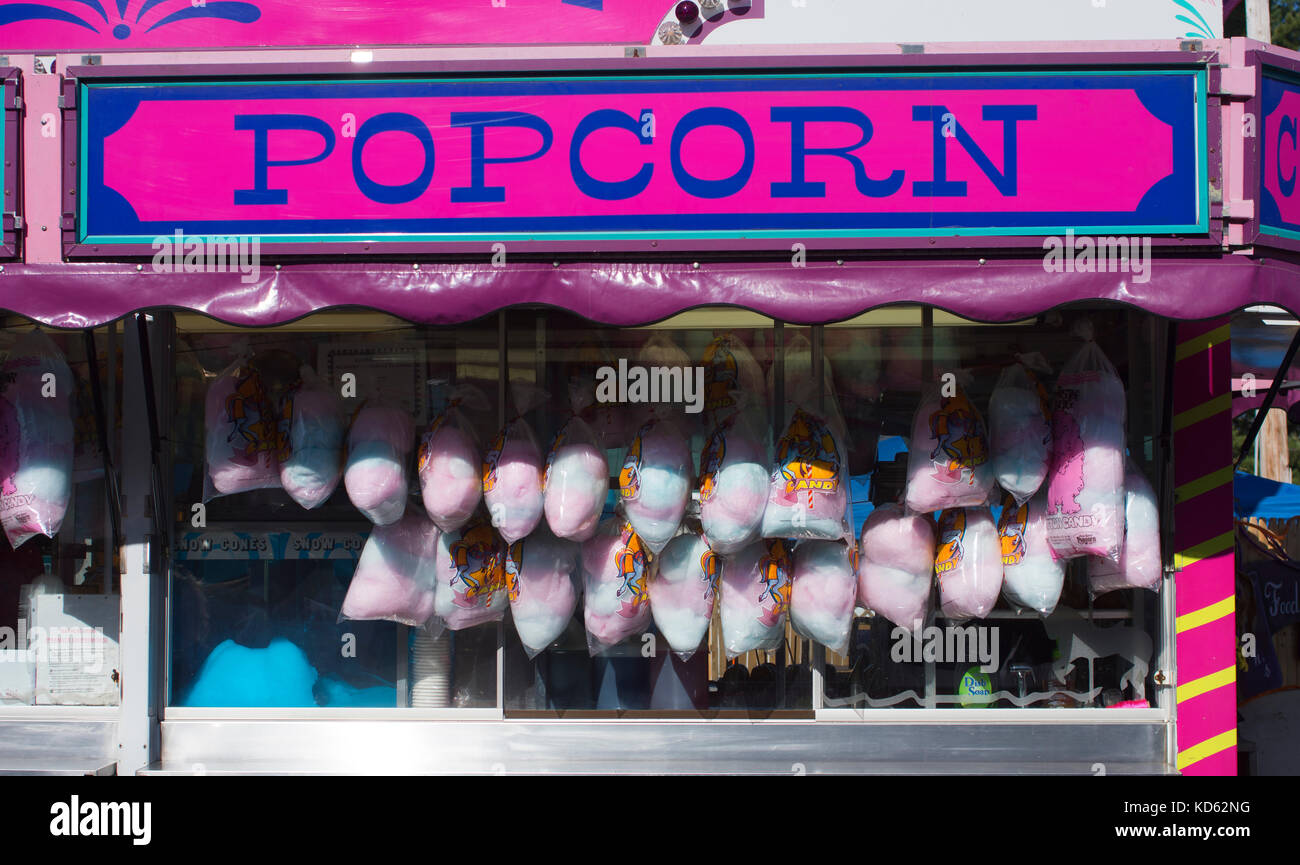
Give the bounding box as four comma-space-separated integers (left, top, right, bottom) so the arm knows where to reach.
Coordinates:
701, 332, 766, 427
483, 417, 546, 545
581, 517, 653, 654
699, 407, 770, 554
790, 539, 856, 655
417, 387, 488, 533
339, 508, 439, 626
720, 538, 792, 657
997, 489, 1065, 616
856, 503, 935, 635
1046, 322, 1126, 561
935, 507, 1002, 622
989, 354, 1053, 505
0, 330, 75, 548
343, 402, 413, 526
504, 524, 581, 658
1088, 461, 1162, 596
761, 407, 850, 541
544, 415, 609, 542
904, 375, 993, 513
648, 528, 720, 659
204, 355, 281, 498
278, 365, 345, 510
619, 414, 692, 554
433, 515, 508, 631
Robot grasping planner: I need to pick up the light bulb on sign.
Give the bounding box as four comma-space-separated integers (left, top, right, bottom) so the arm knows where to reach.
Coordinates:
657, 21, 685, 44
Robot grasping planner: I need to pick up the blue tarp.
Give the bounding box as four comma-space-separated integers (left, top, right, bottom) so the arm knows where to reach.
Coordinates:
1234, 470, 1300, 520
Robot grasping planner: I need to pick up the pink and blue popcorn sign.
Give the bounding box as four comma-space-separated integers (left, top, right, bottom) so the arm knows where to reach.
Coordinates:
73, 66, 1207, 252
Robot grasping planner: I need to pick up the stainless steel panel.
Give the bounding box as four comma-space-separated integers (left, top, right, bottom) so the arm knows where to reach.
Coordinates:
0, 720, 119, 774
153, 719, 1172, 775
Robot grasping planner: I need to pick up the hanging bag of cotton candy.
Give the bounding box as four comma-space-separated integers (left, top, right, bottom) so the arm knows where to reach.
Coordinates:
340, 508, 439, 627
761, 406, 851, 541
344, 401, 413, 526
904, 373, 994, 514
935, 507, 1002, 622
581, 517, 653, 655
649, 528, 721, 659
699, 403, 770, 554
505, 524, 582, 657
544, 414, 610, 542
790, 539, 857, 655
619, 413, 692, 554
988, 354, 1054, 505
418, 385, 491, 533
1088, 461, 1162, 596
997, 490, 1065, 616
0, 330, 76, 549
856, 503, 936, 635
277, 366, 345, 510
720, 538, 792, 657
204, 353, 282, 498
483, 382, 549, 544
701, 332, 767, 429
1045, 321, 1126, 561
433, 513, 508, 631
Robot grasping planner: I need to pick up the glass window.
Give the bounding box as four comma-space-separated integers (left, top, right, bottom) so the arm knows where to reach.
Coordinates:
0, 321, 122, 707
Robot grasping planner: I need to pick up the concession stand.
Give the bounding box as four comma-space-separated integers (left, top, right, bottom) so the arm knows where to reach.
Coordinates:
0, 0, 1277, 775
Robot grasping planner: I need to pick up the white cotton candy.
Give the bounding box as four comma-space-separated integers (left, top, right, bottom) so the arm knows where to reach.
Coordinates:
619, 417, 691, 554
279, 367, 344, 510
434, 519, 507, 631
505, 525, 580, 656
582, 518, 652, 653
344, 405, 413, 527
904, 383, 994, 513
989, 361, 1053, 505
997, 490, 1064, 616
699, 411, 769, 554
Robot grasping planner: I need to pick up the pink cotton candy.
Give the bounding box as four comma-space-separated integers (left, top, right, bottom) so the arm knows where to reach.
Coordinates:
761, 408, 848, 541
904, 384, 993, 514
582, 518, 652, 652
0, 331, 75, 549
418, 409, 481, 533
857, 504, 935, 634
1088, 463, 1162, 595
340, 510, 439, 626
649, 531, 720, 657
619, 417, 691, 553
720, 539, 792, 657
790, 540, 856, 654
935, 507, 1002, 622
278, 369, 344, 510
505, 526, 580, 656
544, 417, 609, 542
998, 490, 1065, 616
483, 418, 545, 544
1046, 338, 1126, 561
699, 412, 769, 554
205, 361, 280, 497
344, 405, 413, 526
434, 519, 507, 630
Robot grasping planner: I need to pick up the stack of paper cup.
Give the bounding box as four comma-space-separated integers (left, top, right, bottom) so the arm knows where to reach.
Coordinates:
408, 628, 451, 708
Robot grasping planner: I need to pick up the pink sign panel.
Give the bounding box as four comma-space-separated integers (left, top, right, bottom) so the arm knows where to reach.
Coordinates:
0, 0, 700, 50
76, 69, 1206, 251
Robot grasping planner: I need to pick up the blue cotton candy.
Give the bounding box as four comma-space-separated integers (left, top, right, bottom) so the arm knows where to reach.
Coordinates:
180, 638, 319, 707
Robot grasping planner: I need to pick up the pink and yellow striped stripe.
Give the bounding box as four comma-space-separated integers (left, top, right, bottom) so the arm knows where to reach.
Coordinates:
1172, 318, 1237, 775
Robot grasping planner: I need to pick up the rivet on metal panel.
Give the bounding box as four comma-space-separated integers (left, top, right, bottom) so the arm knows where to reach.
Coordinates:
135, 264, 142, 272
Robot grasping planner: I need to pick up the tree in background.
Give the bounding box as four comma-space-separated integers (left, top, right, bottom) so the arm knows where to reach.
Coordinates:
1275, 1, 1300, 48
